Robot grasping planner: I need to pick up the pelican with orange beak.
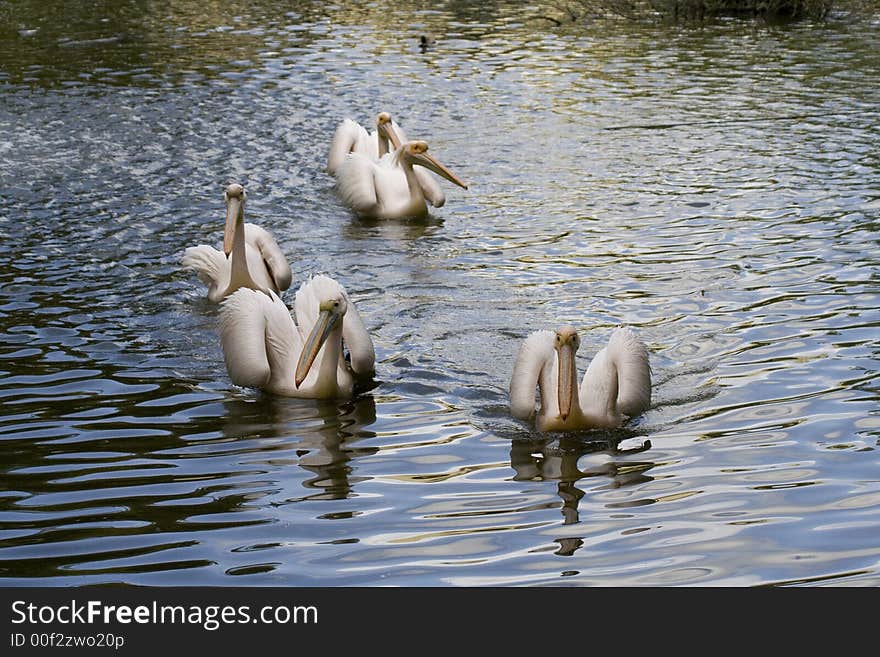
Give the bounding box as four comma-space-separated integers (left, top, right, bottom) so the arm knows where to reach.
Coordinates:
509, 325, 651, 432
182, 183, 292, 303
328, 112, 448, 208
335, 139, 468, 219
218, 274, 375, 399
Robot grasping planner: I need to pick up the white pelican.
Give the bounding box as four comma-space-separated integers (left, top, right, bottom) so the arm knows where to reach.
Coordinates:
327, 112, 447, 208
335, 140, 468, 220
218, 274, 375, 399
510, 325, 651, 432
182, 183, 292, 303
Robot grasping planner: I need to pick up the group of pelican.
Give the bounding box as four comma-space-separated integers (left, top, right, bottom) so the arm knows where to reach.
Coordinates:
328, 111, 468, 219
182, 183, 374, 399
181, 112, 652, 433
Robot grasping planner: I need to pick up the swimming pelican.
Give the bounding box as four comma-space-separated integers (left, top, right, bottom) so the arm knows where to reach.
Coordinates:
335, 140, 467, 220
327, 112, 446, 207
509, 325, 651, 432
182, 183, 292, 303
218, 274, 375, 399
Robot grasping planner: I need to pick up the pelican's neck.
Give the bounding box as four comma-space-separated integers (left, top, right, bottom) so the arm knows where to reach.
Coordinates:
377, 132, 389, 158
228, 214, 254, 291
561, 352, 582, 415
398, 155, 426, 206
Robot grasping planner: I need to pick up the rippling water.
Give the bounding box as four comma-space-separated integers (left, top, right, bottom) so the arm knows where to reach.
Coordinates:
1, 0, 879, 586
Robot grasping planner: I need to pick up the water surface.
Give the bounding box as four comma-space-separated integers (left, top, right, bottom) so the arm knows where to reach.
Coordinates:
1, 1, 879, 586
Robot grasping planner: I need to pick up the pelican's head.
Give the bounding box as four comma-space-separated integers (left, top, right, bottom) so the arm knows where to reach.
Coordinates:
294, 295, 349, 388
401, 141, 468, 190
554, 325, 580, 421
223, 183, 246, 257
376, 111, 402, 150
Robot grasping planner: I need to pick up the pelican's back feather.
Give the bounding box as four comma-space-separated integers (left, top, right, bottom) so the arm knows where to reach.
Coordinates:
181, 245, 223, 285
260, 291, 303, 388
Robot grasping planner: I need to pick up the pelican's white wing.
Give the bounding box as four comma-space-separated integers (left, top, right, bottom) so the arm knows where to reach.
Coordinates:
244, 222, 292, 292
328, 119, 374, 174
294, 274, 334, 337
181, 244, 228, 302
260, 291, 304, 391
415, 169, 446, 208
219, 288, 274, 388
335, 153, 381, 217
581, 326, 651, 419
219, 289, 303, 392
509, 330, 556, 421
183, 223, 291, 302
341, 297, 375, 378
390, 120, 408, 143
609, 326, 651, 417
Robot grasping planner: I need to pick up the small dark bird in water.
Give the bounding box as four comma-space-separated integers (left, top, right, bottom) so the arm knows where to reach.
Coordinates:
419, 35, 435, 52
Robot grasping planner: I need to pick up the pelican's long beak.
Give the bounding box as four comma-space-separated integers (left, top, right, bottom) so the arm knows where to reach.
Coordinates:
223, 195, 243, 257
412, 151, 468, 190
557, 342, 576, 422
384, 122, 403, 151
294, 303, 342, 388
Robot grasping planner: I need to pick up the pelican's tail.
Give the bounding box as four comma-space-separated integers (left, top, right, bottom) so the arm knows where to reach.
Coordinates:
181, 245, 226, 287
